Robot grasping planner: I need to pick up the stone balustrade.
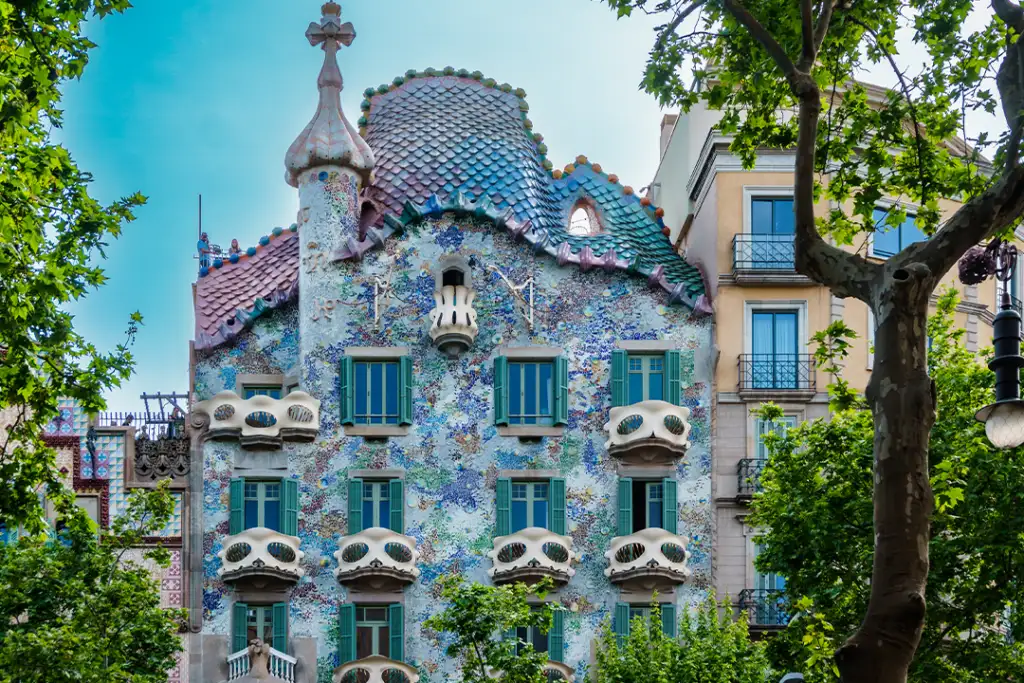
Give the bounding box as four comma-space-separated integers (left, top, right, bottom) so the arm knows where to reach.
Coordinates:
487, 527, 575, 588
227, 644, 297, 683
604, 400, 692, 465
334, 527, 420, 591
604, 527, 691, 590
429, 284, 478, 356
218, 527, 305, 587
334, 655, 419, 683
193, 391, 320, 448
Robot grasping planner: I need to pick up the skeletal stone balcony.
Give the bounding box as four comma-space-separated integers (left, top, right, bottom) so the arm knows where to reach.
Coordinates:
334, 656, 419, 683
334, 527, 421, 591
544, 662, 576, 683
604, 400, 692, 465
604, 527, 692, 591
487, 527, 576, 588
228, 643, 297, 683
429, 284, 478, 357
193, 391, 320, 449
218, 527, 305, 590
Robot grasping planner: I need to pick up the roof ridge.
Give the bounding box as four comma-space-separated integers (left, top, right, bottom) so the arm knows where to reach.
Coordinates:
198, 223, 299, 279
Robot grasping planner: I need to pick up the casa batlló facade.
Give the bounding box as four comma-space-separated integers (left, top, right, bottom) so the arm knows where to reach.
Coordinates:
185, 4, 714, 683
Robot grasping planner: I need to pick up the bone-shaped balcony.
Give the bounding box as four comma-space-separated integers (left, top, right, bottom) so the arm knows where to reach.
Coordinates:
334, 656, 419, 683
429, 284, 478, 357
218, 527, 305, 590
604, 527, 692, 591
194, 391, 320, 449
334, 527, 420, 591
544, 662, 576, 683
487, 527, 575, 588
604, 400, 692, 465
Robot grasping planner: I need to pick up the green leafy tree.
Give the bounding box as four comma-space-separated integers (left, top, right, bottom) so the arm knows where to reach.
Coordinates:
750, 291, 1024, 682
592, 597, 774, 683
424, 576, 557, 683
0, 1, 146, 528
605, 0, 1024, 677
0, 481, 185, 682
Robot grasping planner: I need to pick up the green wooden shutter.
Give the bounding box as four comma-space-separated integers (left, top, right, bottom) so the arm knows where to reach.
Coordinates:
229, 478, 245, 535
281, 478, 298, 536
348, 479, 363, 534
272, 602, 288, 653
662, 478, 677, 534
661, 603, 676, 639
338, 603, 356, 664
389, 479, 404, 533
389, 603, 404, 662
613, 602, 630, 646
494, 356, 509, 426
665, 350, 682, 405
340, 356, 355, 425
232, 602, 249, 654
553, 356, 569, 426
617, 477, 633, 537
611, 349, 628, 407
549, 609, 565, 662
399, 356, 414, 426
549, 478, 566, 535
496, 478, 511, 536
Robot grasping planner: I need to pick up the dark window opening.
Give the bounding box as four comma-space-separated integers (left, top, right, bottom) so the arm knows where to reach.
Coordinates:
442, 268, 465, 288
631, 480, 664, 533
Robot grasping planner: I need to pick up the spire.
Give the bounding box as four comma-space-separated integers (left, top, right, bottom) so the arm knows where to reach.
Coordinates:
284, 2, 375, 188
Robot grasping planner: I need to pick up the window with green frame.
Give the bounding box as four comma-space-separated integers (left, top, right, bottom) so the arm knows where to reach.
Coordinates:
493, 356, 569, 427
610, 349, 691, 407
229, 478, 299, 535
338, 603, 404, 663
616, 477, 678, 536
347, 478, 404, 534
242, 385, 283, 399
340, 355, 414, 427
232, 602, 288, 654
613, 602, 676, 642
496, 477, 565, 536
510, 607, 564, 661
510, 481, 548, 533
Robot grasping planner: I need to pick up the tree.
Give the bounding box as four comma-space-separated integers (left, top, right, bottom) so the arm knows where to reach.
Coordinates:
750, 291, 1024, 682
0, 1, 145, 528
605, 0, 1024, 678
0, 481, 185, 682
423, 576, 556, 683
591, 597, 774, 683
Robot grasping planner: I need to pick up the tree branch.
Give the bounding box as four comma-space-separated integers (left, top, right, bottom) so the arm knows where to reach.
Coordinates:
721, 0, 798, 76
813, 0, 835, 56
800, 0, 816, 70
653, 0, 709, 52
993, 0, 1024, 168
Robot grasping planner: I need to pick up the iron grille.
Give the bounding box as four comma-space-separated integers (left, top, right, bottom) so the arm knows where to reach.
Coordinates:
738, 588, 789, 626
737, 459, 765, 498
733, 234, 797, 271
737, 355, 815, 392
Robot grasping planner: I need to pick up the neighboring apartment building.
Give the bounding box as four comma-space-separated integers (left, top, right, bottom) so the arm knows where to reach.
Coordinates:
651, 99, 1012, 635
185, 5, 713, 682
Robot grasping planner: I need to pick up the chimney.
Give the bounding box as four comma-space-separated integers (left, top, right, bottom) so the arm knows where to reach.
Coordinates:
659, 114, 678, 159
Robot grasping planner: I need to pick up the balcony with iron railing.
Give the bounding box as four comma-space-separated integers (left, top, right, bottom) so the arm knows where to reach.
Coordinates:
193, 391, 320, 449
334, 527, 420, 591
737, 355, 816, 401
736, 459, 766, 502
334, 655, 419, 683
487, 527, 576, 588
604, 527, 692, 591
604, 400, 692, 466
227, 642, 297, 683
93, 412, 190, 489
738, 588, 789, 630
731, 234, 812, 285
218, 527, 305, 590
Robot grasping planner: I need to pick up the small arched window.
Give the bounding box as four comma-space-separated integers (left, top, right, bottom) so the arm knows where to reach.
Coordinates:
567, 200, 601, 237
442, 268, 465, 288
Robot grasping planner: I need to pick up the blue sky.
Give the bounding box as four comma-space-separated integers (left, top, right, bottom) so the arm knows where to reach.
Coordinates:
60, 1, 666, 412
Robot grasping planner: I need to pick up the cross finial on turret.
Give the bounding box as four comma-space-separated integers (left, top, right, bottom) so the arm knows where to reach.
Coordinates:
305, 3, 355, 51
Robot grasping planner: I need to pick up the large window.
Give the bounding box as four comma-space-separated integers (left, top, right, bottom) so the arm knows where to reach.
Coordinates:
232, 602, 287, 654
750, 310, 799, 389
508, 361, 554, 425
511, 481, 549, 532
244, 481, 280, 531
340, 355, 414, 428
755, 416, 797, 461
356, 605, 391, 659
348, 478, 404, 533
513, 607, 564, 662
614, 602, 676, 641
229, 477, 298, 535
362, 481, 392, 529
627, 356, 664, 404
242, 385, 283, 399
872, 207, 926, 258
611, 349, 687, 407
338, 603, 404, 664
751, 197, 795, 235
616, 477, 678, 536
496, 477, 566, 536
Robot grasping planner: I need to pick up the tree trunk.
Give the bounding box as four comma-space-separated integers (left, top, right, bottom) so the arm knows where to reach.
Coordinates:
835, 269, 935, 683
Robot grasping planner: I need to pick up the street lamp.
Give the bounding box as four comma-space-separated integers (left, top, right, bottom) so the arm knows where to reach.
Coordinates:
962, 239, 1024, 448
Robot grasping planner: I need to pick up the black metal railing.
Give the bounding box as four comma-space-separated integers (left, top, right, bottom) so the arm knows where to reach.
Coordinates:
95, 412, 186, 440
738, 588, 789, 626
738, 354, 815, 392
737, 459, 766, 498
733, 234, 796, 271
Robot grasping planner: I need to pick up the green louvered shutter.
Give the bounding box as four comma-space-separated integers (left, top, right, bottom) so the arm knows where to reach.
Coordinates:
553, 356, 569, 426
232, 602, 249, 654
549, 478, 566, 535
229, 478, 245, 535
496, 478, 511, 536
338, 603, 356, 664
662, 478, 677, 534
665, 350, 682, 405
503, 626, 517, 644
340, 356, 355, 426
617, 477, 633, 537
399, 356, 414, 426
614, 603, 630, 646
661, 603, 676, 639
389, 479, 404, 533
494, 356, 509, 426
389, 603, 404, 662
611, 349, 628, 407
281, 478, 298, 536
549, 609, 565, 662
272, 602, 288, 653
348, 479, 363, 534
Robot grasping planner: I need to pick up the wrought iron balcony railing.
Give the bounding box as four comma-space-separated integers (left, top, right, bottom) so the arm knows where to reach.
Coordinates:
334, 527, 420, 590
737, 459, 766, 500
737, 355, 815, 393
227, 643, 297, 683
604, 527, 691, 590
733, 234, 796, 271
334, 656, 419, 683
604, 400, 692, 465
738, 588, 789, 627
488, 527, 576, 588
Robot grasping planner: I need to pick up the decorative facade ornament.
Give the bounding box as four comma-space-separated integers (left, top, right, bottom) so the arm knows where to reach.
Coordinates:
134, 432, 191, 481
487, 265, 535, 332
